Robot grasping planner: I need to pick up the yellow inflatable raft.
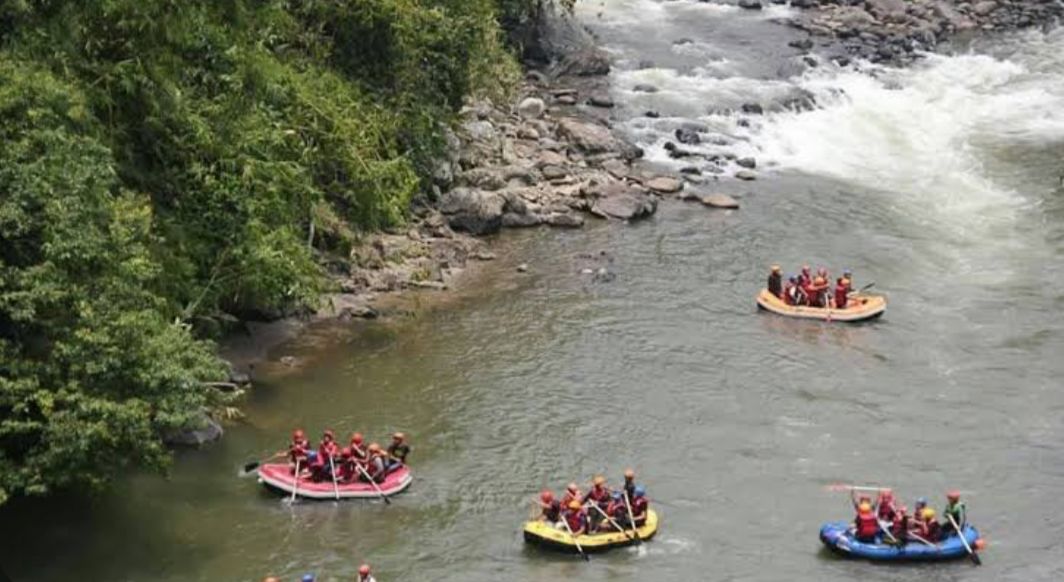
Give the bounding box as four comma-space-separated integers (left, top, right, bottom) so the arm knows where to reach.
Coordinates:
756, 289, 886, 322
523, 510, 659, 553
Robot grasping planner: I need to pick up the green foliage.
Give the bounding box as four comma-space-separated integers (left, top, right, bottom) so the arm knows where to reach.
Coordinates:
0, 0, 525, 504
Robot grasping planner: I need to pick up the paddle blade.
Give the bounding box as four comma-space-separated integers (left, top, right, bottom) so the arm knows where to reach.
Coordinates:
970, 551, 982, 566
243, 461, 260, 473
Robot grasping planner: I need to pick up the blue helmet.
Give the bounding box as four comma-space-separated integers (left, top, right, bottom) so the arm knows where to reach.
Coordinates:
305, 450, 318, 461
843, 268, 852, 275
916, 497, 927, 505
612, 491, 623, 500
634, 485, 646, 497
302, 575, 315, 582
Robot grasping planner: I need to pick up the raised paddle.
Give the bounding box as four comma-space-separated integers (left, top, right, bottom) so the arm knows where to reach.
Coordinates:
560, 509, 590, 562
328, 454, 341, 501
242, 451, 285, 475
623, 491, 643, 545
585, 503, 637, 543
948, 514, 981, 565
354, 461, 391, 505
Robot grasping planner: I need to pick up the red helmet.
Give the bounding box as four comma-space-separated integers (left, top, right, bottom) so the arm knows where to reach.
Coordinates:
359, 564, 371, 576
323, 429, 335, 440
351, 432, 364, 444
947, 490, 961, 501
567, 482, 579, 493
341, 447, 353, 458
293, 429, 305, 440
541, 490, 554, 503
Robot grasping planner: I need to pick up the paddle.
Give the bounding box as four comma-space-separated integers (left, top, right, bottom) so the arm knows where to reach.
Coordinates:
907, 531, 936, 547
948, 514, 981, 565
328, 453, 340, 501
288, 459, 301, 504
623, 491, 643, 545
242, 451, 285, 475
825, 483, 887, 493
586, 503, 636, 543
876, 519, 899, 544
560, 509, 590, 562
354, 461, 391, 505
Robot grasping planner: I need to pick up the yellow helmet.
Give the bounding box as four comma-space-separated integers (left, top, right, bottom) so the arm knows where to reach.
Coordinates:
568, 500, 582, 510
593, 475, 605, 486
770, 265, 781, 272
858, 502, 872, 514
922, 508, 936, 520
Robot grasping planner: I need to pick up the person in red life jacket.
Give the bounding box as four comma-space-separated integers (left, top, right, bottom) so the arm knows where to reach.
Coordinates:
362, 443, 387, 483
311, 430, 340, 481
357, 564, 376, 582
853, 502, 879, 542
622, 469, 637, 502
288, 429, 310, 473
560, 482, 582, 508
386, 432, 410, 471
537, 490, 561, 524
890, 505, 910, 546
816, 267, 830, 287
833, 277, 851, 309
603, 491, 630, 531
349, 433, 368, 466
335, 447, 355, 482
767, 265, 783, 298
810, 276, 831, 307
876, 489, 897, 522
630, 486, 649, 527
564, 500, 588, 536
582, 476, 611, 530
798, 265, 812, 287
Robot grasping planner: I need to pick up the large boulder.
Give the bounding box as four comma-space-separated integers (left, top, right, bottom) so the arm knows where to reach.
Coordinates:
557, 118, 641, 160
440, 188, 505, 235
518, 97, 546, 119
163, 412, 224, 447
553, 48, 611, 77
588, 181, 658, 220
646, 176, 684, 194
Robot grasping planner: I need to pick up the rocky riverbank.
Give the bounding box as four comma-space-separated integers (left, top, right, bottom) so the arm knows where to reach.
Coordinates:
782, 0, 1064, 65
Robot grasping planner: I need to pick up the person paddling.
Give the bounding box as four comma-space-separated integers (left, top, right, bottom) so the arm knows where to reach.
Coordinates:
833, 277, 850, 310
630, 486, 649, 527
582, 476, 611, 531
386, 432, 410, 471
942, 490, 966, 535
891, 505, 910, 546
853, 501, 879, 542
363, 443, 387, 483
289, 429, 310, 473
560, 482, 582, 508
767, 265, 783, 298
604, 491, 630, 531
313, 430, 340, 481
537, 490, 562, 524
350, 432, 368, 467
876, 489, 897, 522
783, 276, 799, 305
358, 564, 377, 582
564, 500, 588, 536
622, 468, 637, 501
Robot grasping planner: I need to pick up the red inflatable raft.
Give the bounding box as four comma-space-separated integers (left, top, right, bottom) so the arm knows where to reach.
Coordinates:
257, 463, 413, 500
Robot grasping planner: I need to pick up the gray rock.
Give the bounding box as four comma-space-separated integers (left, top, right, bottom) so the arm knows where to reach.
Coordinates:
645, 110, 661, 118
735, 169, 757, 181
554, 48, 611, 77
736, 157, 757, 169
600, 158, 629, 179
633, 84, 659, 93
517, 126, 540, 140
557, 118, 624, 155
462, 120, 495, 142
546, 212, 585, 228
700, 193, 740, 209
502, 212, 544, 228
164, 412, 223, 447
542, 165, 569, 180
537, 150, 568, 167
741, 103, 764, 115
555, 94, 578, 106
646, 176, 684, 194
675, 127, 701, 145
588, 182, 658, 220
588, 95, 615, 108
518, 97, 546, 119
517, 263, 529, 273
440, 188, 505, 235
973, 0, 997, 16
738, 0, 763, 9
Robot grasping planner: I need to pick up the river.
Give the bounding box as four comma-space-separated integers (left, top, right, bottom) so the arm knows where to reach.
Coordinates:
3, 1, 1064, 581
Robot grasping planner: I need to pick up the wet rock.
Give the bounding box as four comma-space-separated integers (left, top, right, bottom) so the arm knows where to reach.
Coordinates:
588, 94, 615, 108
645, 110, 661, 118
741, 103, 764, 115
592, 267, 616, 283
663, 141, 700, 159
537, 150, 568, 168
973, 1, 997, 16
673, 38, 695, 45
517, 97, 546, 119
600, 158, 630, 179
555, 94, 578, 106
675, 127, 702, 145
646, 176, 684, 194
546, 212, 585, 228
738, 0, 763, 9
440, 188, 505, 235
516, 263, 529, 273
558, 118, 632, 156
164, 411, 223, 447
473, 250, 497, 261
700, 193, 740, 209
502, 212, 544, 228
588, 181, 658, 220
735, 169, 757, 181
789, 38, 815, 50
736, 157, 757, 169
461, 120, 495, 142
554, 48, 611, 77
517, 126, 540, 140
680, 166, 702, 175
633, 84, 659, 93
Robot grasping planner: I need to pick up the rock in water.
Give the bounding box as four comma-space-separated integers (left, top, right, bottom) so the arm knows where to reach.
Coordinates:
517, 97, 546, 119
554, 48, 611, 77
588, 95, 615, 108
646, 177, 684, 194
738, 0, 763, 9
541, 165, 569, 180
164, 412, 224, 447
633, 84, 659, 93
440, 188, 505, 235
589, 182, 658, 220
546, 212, 585, 228
557, 118, 626, 155
735, 170, 757, 181
736, 157, 757, 169
741, 103, 764, 115
700, 194, 740, 209
675, 127, 701, 145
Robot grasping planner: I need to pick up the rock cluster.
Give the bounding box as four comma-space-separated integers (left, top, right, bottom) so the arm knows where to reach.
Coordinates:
790, 0, 1063, 64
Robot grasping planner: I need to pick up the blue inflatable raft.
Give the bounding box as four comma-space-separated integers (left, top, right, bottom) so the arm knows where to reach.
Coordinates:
819, 521, 981, 561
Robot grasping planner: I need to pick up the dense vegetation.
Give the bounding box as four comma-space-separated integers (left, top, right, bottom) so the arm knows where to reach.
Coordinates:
0, 0, 552, 505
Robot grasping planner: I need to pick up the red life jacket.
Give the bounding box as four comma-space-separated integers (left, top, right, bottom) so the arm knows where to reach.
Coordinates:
834, 285, 848, 309
782, 283, 795, 305
586, 486, 609, 506
630, 497, 648, 524
289, 443, 308, 463
565, 510, 586, 533
855, 512, 878, 538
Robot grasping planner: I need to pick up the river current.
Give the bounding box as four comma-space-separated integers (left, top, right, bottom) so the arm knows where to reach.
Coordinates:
3, 1, 1064, 581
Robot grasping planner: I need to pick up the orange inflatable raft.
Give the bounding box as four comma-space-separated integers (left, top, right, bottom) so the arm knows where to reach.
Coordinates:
756, 289, 886, 322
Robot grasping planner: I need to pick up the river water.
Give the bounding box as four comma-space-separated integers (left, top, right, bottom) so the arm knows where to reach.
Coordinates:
3, 2, 1064, 581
